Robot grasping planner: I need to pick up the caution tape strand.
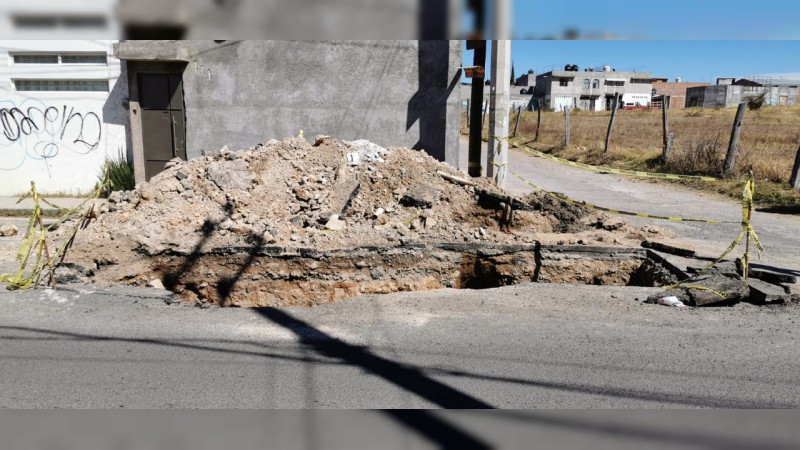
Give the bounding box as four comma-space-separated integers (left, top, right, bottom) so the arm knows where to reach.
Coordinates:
498, 136, 723, 183
507, 169, 732, 225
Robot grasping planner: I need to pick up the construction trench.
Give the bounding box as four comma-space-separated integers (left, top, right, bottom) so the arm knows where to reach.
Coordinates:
50, 137, 797, 308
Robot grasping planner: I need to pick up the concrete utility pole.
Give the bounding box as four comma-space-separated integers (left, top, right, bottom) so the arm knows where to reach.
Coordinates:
487, 39, 511, 189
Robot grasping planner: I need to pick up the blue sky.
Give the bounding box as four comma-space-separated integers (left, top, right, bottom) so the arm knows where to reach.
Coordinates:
505, 0, 800, 39
463, 40, 800, 83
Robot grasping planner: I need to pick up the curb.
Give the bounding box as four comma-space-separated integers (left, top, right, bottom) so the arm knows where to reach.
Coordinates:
0, 208, 71, 219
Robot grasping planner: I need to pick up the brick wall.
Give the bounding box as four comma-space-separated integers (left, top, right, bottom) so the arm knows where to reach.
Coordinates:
653, 81, 711, 108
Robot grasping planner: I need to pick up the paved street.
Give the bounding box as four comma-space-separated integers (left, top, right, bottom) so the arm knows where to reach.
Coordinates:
1, 284, 798, 409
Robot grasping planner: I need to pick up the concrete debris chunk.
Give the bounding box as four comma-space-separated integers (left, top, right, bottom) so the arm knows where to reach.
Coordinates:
400, 183, 439, 208
0, 224, 19, 237
346, 152, 361, 166
346, 139, 389, 163
206, 160, 254, 191
747, 278, 797, 304
325, 214, 346, 231
314, 135, 330, 147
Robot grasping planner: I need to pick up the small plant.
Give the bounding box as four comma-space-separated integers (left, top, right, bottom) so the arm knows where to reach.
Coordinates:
685, 108, 703, 117
98, 147, 135, 197
746, 93, 766, 110
664, 136, 724, 176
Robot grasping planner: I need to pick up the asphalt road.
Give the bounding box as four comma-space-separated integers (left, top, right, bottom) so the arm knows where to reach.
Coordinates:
1, 284, 798, 410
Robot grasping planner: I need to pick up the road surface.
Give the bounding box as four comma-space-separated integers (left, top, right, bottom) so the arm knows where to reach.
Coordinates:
1, 284, 798, 409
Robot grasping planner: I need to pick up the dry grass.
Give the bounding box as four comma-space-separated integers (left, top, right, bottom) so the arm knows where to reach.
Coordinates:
462, 105, 800, 207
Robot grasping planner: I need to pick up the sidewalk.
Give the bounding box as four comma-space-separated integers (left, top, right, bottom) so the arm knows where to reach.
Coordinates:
0, 196, 105, 218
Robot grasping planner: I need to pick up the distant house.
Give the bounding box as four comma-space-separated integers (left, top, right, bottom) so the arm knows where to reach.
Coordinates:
651, 78, 711, 109
514, 69, 535, 94
534, 66, 654, 112
686, 78, 799, 108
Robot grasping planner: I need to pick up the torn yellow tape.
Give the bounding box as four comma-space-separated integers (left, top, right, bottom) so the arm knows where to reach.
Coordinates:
507, 169, 730, 224
500, 136, 722, 183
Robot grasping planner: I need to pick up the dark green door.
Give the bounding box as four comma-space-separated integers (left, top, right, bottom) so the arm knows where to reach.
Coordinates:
139, 73, 186, 180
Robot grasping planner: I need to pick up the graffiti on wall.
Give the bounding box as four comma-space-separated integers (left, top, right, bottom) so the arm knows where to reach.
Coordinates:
0, 98, 102, 171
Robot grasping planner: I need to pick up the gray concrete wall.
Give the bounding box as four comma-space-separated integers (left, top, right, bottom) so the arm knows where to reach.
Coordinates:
117, 40, 462, 170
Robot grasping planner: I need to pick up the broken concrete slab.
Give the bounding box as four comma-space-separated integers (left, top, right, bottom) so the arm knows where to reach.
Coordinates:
206, 160, 255, 191
642, 240, 696, 257
687, 274, 748, 307
686, 260, 739, 275
747, 278, 798, 304
400, 183, 440, 208
736, 259, 798, 285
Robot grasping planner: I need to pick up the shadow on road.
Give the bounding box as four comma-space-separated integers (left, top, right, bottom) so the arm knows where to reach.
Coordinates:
253, 307, 493, 409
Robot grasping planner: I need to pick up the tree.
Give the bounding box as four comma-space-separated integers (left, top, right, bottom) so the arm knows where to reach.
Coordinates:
510, 61, 516, 85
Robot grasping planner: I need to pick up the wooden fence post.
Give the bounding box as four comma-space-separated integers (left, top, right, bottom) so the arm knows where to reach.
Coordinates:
661, 95, 674, 163
564, 106, 571, 148
535, 101, 542, 142
604, 93, 619, 153
723, 101, 747, 177
513, 105, 522, 137
790, 143, 800, 189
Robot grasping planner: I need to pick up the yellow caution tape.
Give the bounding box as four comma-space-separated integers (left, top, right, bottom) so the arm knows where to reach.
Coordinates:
682, 285, 728, 300
666, 172, 762, 294
0, 165, 110, 290
498, 136, 723, 183
507, 169, 731, 224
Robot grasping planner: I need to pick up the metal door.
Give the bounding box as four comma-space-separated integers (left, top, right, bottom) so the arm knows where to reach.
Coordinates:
139, 73, 186, 181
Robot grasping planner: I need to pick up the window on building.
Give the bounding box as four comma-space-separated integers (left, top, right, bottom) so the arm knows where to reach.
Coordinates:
605, 80, 625, 87
559, 78, 569, 87
61, 54, 108, 64
62, 16, 107, 29
13, 54, 59, 64
12, 16, 58, 29
592, 79, 600, 88
12, 15, 107, 30
14, 79, 109, 92
12, 53, 108, 65
583, 79, 590, 89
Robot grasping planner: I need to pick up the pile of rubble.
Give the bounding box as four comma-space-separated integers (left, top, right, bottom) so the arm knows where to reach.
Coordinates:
55, 137, 659, 306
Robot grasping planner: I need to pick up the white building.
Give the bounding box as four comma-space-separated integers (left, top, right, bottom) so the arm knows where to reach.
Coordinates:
0, 40, 128, 196
0, 1, 126, 196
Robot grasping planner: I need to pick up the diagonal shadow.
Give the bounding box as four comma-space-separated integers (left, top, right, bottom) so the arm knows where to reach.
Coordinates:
161, 201, 233, 292
253, 307, 493, 409
384, 410, 492, 450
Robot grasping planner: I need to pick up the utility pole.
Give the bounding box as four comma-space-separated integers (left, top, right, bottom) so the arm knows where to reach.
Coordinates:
487, 39, 511, 189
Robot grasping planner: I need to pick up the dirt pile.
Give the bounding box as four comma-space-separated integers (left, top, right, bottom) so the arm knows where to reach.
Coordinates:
56, 137, 658, 306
